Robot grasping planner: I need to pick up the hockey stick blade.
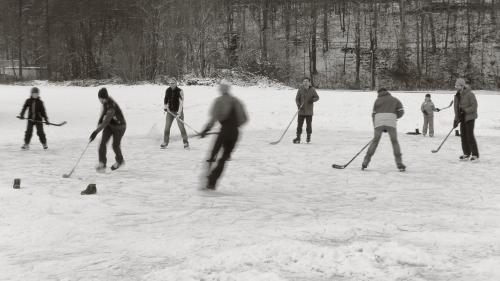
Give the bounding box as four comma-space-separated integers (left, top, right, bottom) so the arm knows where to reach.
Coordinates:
332, 164, 346, 169
431, 150, 439, 153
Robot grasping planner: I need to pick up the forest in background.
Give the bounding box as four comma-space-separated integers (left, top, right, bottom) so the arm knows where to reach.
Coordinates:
0, 0, 499, 89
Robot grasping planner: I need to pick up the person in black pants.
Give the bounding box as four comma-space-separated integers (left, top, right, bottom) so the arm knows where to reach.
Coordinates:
89, 88, 127, 172
200, 80, 248, 190
18, 87, 49, 150
294, 78, 319, 144
453, 78, 479, 161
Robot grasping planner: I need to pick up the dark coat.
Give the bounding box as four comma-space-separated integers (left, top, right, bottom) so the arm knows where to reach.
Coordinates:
96, 97, 126, 133
454, 88, 478, 122
20, 98, 48, 121
295, 87, 319, 116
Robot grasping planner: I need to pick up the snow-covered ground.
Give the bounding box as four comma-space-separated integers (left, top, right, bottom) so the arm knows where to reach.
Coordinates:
1, 84, 499, 281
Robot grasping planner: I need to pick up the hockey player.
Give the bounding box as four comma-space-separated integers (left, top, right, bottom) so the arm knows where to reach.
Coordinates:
18, 87, 49, 150
453, 78, 479, 161
200, 80, 248, 190
89, 88, 127, 172
161, 80, 189, 149
421, 93, 440, 137
362, 88, 406, 171
293, 77, 319, 144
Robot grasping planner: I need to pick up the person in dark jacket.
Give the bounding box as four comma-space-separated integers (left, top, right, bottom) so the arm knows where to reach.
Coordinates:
200, 80, 248, 190
293, 77, 319, 144
89, 88, 127, 172
162, 80, 189, 149
453, 78, 479, 161
362, 88, 406, 171
18, 87, 49, 150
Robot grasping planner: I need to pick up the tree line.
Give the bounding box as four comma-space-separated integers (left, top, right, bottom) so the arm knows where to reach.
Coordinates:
0, 0, 499, 89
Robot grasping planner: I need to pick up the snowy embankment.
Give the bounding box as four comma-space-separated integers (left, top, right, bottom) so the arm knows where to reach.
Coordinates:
0, 84, 500, 281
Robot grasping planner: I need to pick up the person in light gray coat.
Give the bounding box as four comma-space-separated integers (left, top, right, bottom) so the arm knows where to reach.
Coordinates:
362, 88, 406, 171
421, 93, 440, 137
293, 77, 319, 144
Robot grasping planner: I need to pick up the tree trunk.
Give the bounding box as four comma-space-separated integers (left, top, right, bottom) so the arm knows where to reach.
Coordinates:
310, 0, 318, 79
46, 0, 51, 80
18, 0, 23, 80
261, 0, 270, 63
428, 13, 437, 53
355, 3, 361, 88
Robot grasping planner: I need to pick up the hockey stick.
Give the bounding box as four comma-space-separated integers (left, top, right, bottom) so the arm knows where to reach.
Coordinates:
332, 139, 373, 169
270, 103, 304, 145
438, 100, 454, 111
62, 142, 91, 178
165, 110, 200, 135
17, 116, 67, 126
431, 127, 455, 153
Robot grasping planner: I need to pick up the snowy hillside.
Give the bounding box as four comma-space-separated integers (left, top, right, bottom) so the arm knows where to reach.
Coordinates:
1, 85, 500, 281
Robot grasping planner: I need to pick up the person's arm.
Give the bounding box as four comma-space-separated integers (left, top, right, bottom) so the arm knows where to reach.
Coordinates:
200, 101, 217, 137
164, 90, 169, 112
95, 107, 115, 133
421, 103, 427, 115
177, 90, 184, 115
311, 88, 319, 103
41, 101, 49, 122
295, 90, 301, 108
396, 100, 404, 119
19, 100, 29, 118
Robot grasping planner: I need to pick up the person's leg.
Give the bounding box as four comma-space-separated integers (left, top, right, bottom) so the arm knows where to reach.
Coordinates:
429, 116, 434, 137
466, 120, 479, 157
296, 115, 305, 139
163, 113, 175, 145
208, 133, 238, 188
387, 127, 403, 166
112, 126, 126, 164
306, 116, 312, 135
24, 121, 34, 144
208, 133, 223, 162
99, 127, 113, 165
422, 116, 429, 136
35, 122, 47, 144
363, 127, 384, 166
176, 113, 189, 144
460, 120, 470, 156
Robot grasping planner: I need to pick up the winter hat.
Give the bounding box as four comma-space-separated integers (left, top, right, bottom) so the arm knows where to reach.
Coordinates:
98, 88, 109, 99
455, 78, 467, 88
31, 87, 39, 94
425, 93, 431, 98
377, 88, 388, 93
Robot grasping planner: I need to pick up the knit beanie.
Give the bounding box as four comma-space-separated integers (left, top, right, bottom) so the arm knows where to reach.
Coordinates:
98, 88, 109, 99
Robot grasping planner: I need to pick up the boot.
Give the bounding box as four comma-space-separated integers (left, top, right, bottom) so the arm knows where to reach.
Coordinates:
111, 161, 124, 171
42, 143, 48, 150
397, 163, 406, 172
184, 142, 190, 149
306, 134, 311, 143
21, 143, 29, 150
292, 136, 300, 144
81, 184, 97, 195
160, 142, 167, 149
95, 162, 106, 173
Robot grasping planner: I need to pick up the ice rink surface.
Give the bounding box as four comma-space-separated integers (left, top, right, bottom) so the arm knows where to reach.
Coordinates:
1, 84, 499, 280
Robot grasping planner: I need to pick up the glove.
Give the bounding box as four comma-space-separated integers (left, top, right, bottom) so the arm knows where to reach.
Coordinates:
436, 108, 440, 112
453, 120, 459, 129
89, 131, 98, 142
423, 111, 428, 116
17, 116, 24, 120
308, 99, 314, 104
45, 119, 50, 125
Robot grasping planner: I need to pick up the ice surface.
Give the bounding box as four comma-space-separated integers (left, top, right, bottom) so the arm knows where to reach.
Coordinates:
1, 85, 499, 280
